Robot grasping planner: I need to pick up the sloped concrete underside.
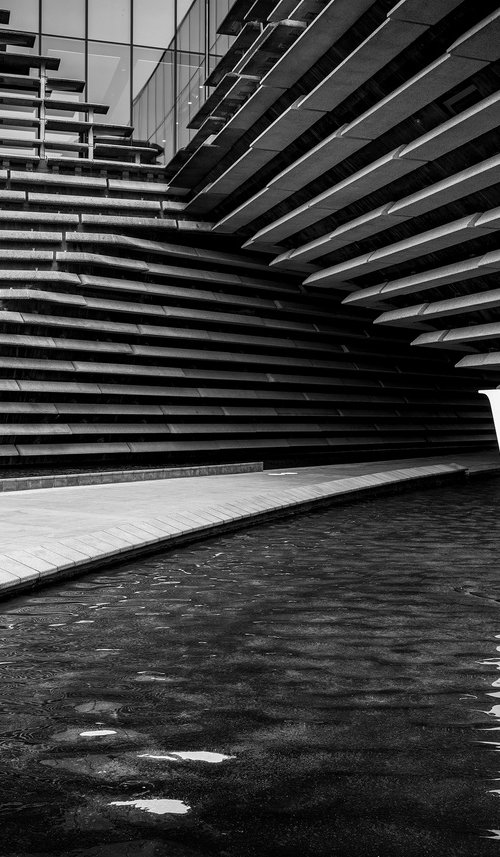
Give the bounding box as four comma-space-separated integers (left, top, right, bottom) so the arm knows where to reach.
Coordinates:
170, 0, 500, 389
0, 164, 496, 468
0, 1, 498, 469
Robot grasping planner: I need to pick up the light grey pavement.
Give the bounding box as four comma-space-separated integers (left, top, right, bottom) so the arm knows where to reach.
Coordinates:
0, 451, 497, 600
0, 451, 497, 553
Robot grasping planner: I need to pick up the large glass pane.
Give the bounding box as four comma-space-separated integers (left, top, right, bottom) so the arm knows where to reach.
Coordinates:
153, 117, 171, 164
132, 46, 175, 161
42, 0, 85, 38
147, 81, 155, 138
88, 0, 131, 43
177, 0, 200, 33
177, 0, 205, 55
88, 41, 131, 123
4, 0, 38, 32
132, 95, 146, 139
177, 14, 190, 53
155, 56, 165, 124
40, 37, 87, 157
41, 36, 85, 82
132, 0, 175, 49
189, 0, 204, 56
151, 109, 175, 164
132, 45, 164, 100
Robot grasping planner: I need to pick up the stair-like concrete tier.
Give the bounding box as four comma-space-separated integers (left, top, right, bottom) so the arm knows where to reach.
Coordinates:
0, 160, 495, 467
164, 0, 500, 384
0, 0, 497, 468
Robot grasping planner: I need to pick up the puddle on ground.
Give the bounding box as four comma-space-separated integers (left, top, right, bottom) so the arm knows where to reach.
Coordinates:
0, 480, 499, 855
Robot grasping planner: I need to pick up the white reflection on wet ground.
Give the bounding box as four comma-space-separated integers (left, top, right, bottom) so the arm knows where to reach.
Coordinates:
137, 751, 235, 763
109, 798, 190, 815
79, 730, 117, 737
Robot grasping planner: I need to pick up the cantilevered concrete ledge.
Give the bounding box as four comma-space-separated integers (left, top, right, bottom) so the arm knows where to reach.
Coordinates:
0, 461, 486, 600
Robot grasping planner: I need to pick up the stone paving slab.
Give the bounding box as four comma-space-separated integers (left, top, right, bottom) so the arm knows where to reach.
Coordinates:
0, 458, 485, 599
1, 452, 498, 552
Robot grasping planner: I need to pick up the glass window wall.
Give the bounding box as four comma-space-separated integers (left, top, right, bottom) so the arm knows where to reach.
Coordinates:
88, 0, 131, 43
4, 0, 39, 32
133, 0, 174, 49
133, 0, 236, 162
88, 41, 131, 124
42, 0, 85, 38
41, 36, 86, 80
1, 0, 236, 160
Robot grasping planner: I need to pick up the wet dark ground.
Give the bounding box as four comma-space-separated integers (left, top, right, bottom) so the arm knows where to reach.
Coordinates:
1, 480, 500, 856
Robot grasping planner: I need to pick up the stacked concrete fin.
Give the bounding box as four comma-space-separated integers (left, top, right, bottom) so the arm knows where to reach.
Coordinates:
171, 0, 500, 386
0, 3, 496, 469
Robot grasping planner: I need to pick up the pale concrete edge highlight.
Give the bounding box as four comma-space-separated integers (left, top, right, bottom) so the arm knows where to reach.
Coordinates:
0, 464, 474, 599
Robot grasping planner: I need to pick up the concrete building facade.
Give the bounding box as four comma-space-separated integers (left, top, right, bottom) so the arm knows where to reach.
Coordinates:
0, 0, 498, 471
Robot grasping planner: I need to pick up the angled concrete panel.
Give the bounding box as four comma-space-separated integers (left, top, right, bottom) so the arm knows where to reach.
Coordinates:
391, 154, 500, 218
262, 0, 374, 88
400, 91, 500, 161
345, 53, 486, 141
448, 9, 500, 62
301, 18, 428, 112
388, 0, 464, 25
251, 99, 326, 152
306, 213, 500, 286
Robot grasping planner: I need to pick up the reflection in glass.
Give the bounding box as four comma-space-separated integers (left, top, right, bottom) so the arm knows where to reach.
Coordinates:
5, 35, 40, 56
133, 45, 166, 108
88, 41, 131, 124
88, 0, 131, 43
42, 36, 85, 81
132, 0, 235, 159
133, 48, 175, 159
41, 36, 86, 156
1, 0, 235, 156
4, 0, 38, 33
42, 0, 85, 38
133, 0, 175, 49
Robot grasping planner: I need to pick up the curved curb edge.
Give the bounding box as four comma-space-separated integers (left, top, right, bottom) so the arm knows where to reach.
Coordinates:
0, 463, 468, 599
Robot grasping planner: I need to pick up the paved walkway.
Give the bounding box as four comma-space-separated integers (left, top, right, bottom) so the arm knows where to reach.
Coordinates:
0, 451, 498, 598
